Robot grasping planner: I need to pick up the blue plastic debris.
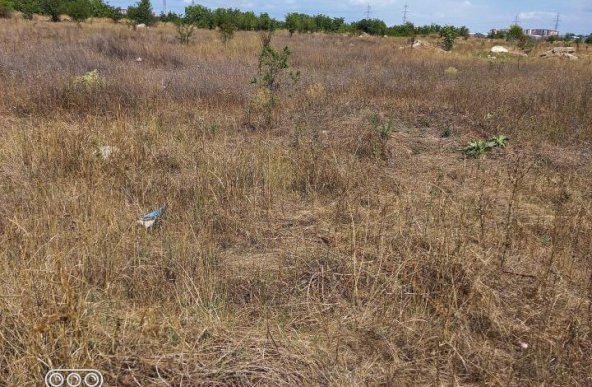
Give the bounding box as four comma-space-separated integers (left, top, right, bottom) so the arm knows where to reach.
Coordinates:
137, 205, 167, 229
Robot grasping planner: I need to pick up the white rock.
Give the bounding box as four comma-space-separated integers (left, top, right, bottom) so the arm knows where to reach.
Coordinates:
136, 23, 146, 29
490, 46, 509, 53
136, 57, 143, 62
551, 47, 576, 54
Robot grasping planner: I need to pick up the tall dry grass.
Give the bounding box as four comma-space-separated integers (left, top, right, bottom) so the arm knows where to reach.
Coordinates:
0, 18, 591, 385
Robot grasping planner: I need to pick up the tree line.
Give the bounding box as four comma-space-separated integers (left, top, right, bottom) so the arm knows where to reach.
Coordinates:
2, 0, 590, 44
0, 0, 470, 37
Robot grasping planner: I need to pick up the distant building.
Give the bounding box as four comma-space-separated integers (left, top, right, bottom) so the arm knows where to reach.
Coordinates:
490, 28, 508, 35
525, 29, 559, 38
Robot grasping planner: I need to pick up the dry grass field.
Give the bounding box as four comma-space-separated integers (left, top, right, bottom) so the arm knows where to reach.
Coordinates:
1, 18, 592, 386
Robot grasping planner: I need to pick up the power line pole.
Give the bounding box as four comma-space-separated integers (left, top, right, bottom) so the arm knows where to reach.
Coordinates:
513, 15, 519, 26
365, 3, 371, 19
554, 13, 560, 31
402, 3, 409, 23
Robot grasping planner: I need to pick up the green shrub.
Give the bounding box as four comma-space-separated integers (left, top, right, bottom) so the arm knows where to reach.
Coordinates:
176, 22, 194, 44
440, 25, 456, 51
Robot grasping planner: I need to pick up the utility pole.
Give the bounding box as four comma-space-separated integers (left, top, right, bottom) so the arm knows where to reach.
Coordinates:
402, 3, 409, 23
554, 13, 560, 32
513, 15, 520, 26
365, 3, 371, 19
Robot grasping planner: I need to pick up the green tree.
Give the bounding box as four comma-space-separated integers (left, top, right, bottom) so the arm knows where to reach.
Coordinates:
488, 29, 506, 39
159, 11, 181, 23
388, 22, 416, 37
40, 0, 62, 22
66, 0, 91, 24
440, 25, 456, 51
506, 24, 524, 41
0, 0, 13, 18
458, 26, 470, 39
285, 12, 300, 36
585, 34, 592, 45
257, 12, 275, 31
353, 18, 387, 36
184, 4, 213, 28
13, 0, 40, 19
127, 0, 156, 26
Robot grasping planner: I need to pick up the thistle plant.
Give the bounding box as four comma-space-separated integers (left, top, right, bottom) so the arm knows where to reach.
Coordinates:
488, 135, 509, 148
463, 135, 509, 158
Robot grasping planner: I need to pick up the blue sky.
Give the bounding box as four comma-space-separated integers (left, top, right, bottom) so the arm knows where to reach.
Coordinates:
110, 0, 591, 34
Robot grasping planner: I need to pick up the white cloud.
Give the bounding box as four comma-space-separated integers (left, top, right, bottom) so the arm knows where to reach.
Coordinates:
349, 0, 396, 6
518, 11, 556, 21
463, 0, 471, 6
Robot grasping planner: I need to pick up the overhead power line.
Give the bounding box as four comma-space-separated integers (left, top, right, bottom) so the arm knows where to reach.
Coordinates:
554, 13, 560, 31
402, 3, 409, 23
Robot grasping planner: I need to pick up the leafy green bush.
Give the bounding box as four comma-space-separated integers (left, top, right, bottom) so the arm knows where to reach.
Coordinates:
440, 26, 456, 51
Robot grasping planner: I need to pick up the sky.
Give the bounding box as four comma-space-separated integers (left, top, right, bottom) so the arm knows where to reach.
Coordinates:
109, 0, 592, 35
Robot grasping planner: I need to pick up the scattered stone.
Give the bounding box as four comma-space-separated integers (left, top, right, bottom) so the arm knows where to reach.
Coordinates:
490, 46, 509, 53
551, 46, 576, 54
412, 40, 429, 49
540, 47, 578, 60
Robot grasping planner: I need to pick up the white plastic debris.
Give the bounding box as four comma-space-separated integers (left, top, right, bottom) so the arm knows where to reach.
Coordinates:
136, 57, 143, 62
519, 342, 529, 349
137, 206, 167, 229
97, 145, 117, 160
137, 218, 156, 229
